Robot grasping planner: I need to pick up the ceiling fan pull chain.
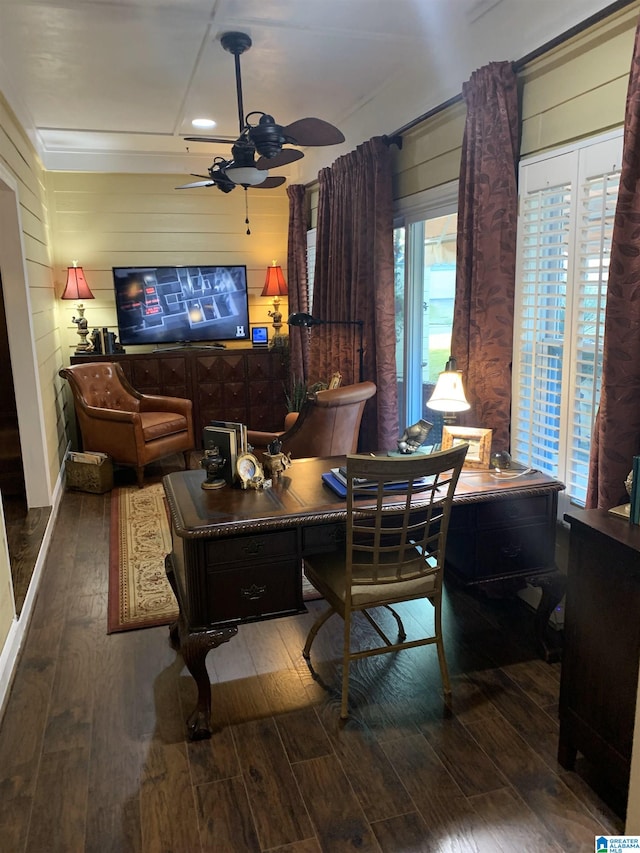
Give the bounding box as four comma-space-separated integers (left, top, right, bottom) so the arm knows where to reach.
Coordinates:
244, 188, 251, 235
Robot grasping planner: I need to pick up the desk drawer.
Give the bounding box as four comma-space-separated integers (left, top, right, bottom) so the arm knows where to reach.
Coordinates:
476, 494, 552, 529
447, 522, 555, 583
206, 560, 302, 623
206, 530, 296, 568
303, 522, 345, 555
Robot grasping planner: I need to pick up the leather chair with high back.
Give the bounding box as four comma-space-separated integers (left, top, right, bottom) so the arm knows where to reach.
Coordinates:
59, 361, 195, 487
247, 380, 377, 459
302, 444, 468, 719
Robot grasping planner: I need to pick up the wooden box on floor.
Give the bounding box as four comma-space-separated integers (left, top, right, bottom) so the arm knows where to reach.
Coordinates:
65, 455, 114, 493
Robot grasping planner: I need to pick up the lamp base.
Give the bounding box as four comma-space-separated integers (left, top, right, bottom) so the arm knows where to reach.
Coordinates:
268, 333, 289, 351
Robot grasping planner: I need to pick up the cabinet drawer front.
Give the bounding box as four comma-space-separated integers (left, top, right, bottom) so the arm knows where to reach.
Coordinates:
446, 522, 555, 582
476, 495, 551, 528
303, 523, 345, 554
207, 561, 301, 622
206, 530, 297, 567
476, 523, 555, 578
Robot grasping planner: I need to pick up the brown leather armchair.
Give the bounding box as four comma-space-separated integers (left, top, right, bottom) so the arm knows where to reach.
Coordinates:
247, 381, 377, 459
59, 362, 195, 487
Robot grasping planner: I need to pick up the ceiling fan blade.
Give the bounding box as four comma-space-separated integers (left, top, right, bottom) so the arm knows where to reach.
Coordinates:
255, 148, 304, 171
256, 176, 287, 189
184, 136, 237, 145
175, 180, 215, 189
283, 117, 345, 147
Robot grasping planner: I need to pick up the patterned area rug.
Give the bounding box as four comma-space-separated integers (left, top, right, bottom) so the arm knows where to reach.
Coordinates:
108, 482, 178, 633
108, 479, 322, 633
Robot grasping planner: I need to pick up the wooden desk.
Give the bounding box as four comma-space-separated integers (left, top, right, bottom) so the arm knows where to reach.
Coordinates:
164, 457, 564, 738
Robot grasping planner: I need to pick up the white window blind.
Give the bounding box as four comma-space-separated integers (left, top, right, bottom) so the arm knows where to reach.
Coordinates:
512, 131, 622, 512
306, 228, 316, 309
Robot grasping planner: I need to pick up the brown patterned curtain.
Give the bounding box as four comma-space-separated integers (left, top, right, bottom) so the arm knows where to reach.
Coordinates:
450, 61, 520, 455
286, 184, 310, 384
587, 19, 640, 510
309, 136, 398, 452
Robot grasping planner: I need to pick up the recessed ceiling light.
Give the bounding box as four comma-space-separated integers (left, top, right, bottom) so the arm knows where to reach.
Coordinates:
192, 118, 216, 128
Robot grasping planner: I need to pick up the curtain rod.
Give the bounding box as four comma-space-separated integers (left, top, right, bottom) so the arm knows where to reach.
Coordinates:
391, 0, 638, 139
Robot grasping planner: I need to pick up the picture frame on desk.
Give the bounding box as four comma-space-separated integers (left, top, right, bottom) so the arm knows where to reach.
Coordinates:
442, 426, 492, 469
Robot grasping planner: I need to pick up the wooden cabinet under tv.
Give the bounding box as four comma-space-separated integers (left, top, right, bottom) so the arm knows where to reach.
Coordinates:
70, 348, 288, 446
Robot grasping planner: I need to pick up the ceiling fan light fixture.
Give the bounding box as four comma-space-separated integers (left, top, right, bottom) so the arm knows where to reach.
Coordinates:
246, 112, 286, 159
224, 165, 269, 186
192, 117, 216, 128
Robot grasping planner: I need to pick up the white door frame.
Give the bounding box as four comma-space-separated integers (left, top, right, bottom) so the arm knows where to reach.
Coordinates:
0, 162, 52, 507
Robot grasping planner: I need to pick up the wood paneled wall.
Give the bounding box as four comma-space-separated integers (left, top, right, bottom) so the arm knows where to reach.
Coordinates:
392, 2, 639, 206
45, 172, 290, 357
0, 93, 59, 648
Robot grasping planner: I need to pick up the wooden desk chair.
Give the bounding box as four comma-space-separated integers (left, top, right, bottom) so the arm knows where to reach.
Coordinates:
302, 444, 468, 719
59, 361, 195, 487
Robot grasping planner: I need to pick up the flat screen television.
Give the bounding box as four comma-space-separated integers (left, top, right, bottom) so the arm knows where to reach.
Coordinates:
112, 265, 250, 348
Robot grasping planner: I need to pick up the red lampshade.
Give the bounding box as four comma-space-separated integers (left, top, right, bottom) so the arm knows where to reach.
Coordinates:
61, 265, 94, 301
261, 263, 288, 298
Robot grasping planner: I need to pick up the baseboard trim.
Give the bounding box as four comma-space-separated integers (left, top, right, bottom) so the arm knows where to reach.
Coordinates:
0, 452, 67, 722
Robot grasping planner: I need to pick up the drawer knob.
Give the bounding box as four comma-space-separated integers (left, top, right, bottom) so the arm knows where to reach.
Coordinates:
243, 540, 265, 556
241, 583, 267, 600
501, 542, 522, 558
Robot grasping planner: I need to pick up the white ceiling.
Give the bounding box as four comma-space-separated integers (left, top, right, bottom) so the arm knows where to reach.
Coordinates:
0, 0, 623, 184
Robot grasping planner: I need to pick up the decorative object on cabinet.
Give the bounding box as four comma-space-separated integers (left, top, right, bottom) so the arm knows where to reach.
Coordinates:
441, 425, 492, 469
59, 361, 194, 487
262, 262, 288, 348
426, 355, 471, 424
251, 326, 269, 347
89, 327, 124, 356
288, 312, 365, 382
61, 262, 95, 354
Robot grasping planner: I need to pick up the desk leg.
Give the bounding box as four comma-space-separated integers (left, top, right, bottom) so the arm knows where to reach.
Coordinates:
527, 570, 566, 664
165, 557, 238, 740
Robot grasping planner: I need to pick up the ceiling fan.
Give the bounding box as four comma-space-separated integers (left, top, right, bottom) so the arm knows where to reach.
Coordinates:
176, 30, 345, 194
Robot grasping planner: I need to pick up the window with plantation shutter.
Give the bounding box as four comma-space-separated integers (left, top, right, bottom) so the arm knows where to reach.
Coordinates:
512, 131, 622, 516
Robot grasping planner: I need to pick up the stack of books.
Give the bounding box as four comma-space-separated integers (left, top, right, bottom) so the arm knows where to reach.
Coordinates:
67, 450, 109, 465
203, 420, 248, 486
321, 467, 431, 498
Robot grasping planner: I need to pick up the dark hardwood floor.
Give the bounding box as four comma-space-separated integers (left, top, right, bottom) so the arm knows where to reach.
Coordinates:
3, 493, 50, 615
0, 457, 625, 852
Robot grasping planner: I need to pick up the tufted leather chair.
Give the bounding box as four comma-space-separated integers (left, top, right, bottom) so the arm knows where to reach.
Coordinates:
247, 381, 377, 459
59, 362, 194, 487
